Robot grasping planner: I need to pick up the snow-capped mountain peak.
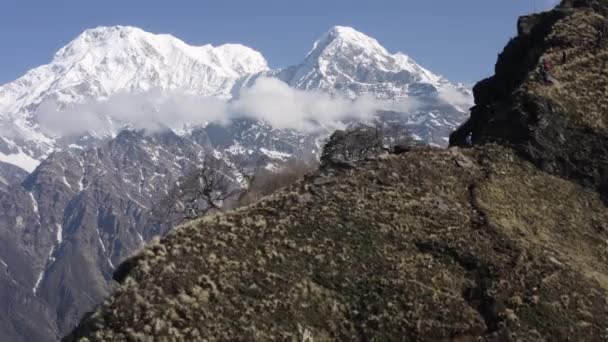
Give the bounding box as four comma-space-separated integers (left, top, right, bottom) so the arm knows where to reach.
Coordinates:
0, 26, 270, 171
0, 25, 269, 117
278, 25, 448, 96
306, 25, 390, 59
54, 26, 268, 77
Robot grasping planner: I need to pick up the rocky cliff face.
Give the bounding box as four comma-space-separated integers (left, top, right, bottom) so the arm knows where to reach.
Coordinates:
66, 2, 608, 340
450, 0, 608, 196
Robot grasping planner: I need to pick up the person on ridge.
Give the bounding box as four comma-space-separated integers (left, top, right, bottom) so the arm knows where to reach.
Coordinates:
539, 58, 552, 84
543, 58, 551, 73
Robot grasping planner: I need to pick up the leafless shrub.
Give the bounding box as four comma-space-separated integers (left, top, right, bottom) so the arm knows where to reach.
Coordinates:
155, 156, 244, 226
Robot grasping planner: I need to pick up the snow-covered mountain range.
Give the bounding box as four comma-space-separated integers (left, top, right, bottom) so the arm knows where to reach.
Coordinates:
0, 25, 471, 174
0, 26, 268, 172
0, 25, 472, 342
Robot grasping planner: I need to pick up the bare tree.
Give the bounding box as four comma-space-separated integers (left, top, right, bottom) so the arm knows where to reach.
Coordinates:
156, 156, 244, 226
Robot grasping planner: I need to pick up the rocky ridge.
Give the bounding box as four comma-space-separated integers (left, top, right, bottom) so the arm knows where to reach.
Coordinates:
451, 0, 608, 196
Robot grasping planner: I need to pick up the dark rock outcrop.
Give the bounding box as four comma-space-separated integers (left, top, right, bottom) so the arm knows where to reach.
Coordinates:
451, 0, 608, 196
0, 161, 28, 192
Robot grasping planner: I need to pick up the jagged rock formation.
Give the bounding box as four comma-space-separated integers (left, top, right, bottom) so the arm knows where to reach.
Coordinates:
66, 2, 608, 340
450, 0, 608, 196
0, 161, 28, 192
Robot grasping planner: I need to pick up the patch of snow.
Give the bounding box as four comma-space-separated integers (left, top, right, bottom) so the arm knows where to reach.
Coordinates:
0, 259, 7, 268
138, 168, 144, 194
226, 142, 246, 155
0, 150, 39, 173
56, 223, 63, 244
212, 149, 223, 159
62, 176, 72, 189
136, 231, 144, 245
260, 148, 292, 160
265, 163, 278, 171
98, 237, 106, 252
126, 193, 149, 210
29, 192, 39, 215
33, 271, 44, 294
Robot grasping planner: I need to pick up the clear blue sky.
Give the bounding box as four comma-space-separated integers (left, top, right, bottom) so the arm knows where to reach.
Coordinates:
0, 0, 559, 85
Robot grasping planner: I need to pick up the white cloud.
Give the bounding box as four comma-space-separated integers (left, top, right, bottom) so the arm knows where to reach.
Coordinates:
231, 77, 395, 132
437, 86, 474, 111
35, 77, 422, 137
36, 89, 227, 137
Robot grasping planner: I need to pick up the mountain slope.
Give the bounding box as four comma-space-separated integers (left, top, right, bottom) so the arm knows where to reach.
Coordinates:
0, 122, 320, 341
67, 2, 608, 340
276, 26, 443, 95
0, 128, 227, 340
65, 144, 608, 341
0, 26, 268, 113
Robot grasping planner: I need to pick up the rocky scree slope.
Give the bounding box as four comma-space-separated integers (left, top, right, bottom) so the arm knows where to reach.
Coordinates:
66, 2, 608, 341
